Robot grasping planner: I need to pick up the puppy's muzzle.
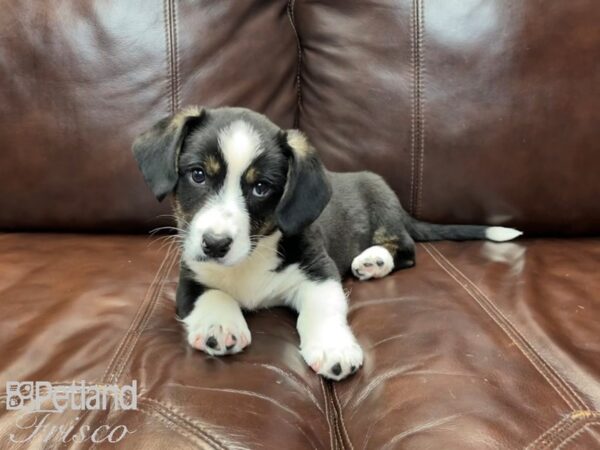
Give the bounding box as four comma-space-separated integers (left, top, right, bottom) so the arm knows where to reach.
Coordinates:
201, 232, 233, 259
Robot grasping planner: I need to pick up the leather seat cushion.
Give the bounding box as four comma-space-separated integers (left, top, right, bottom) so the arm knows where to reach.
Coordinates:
1, 234, 598, 448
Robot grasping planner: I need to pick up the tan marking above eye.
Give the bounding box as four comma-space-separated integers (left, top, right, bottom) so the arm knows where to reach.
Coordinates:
245, 166, 258, 184
205, 157, 221, 176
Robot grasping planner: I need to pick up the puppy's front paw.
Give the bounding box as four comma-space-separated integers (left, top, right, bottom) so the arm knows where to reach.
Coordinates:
182, 292, 251, 356
301, 327, 364, 381
186, 321, 251, 356
351, 246, 395, 281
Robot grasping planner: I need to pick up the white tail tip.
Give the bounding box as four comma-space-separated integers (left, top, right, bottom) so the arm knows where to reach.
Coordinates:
485, 226, 523, 242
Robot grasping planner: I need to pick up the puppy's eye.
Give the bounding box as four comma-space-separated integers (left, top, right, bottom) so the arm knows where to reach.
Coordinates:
190, 168, 206, 184
252, 181, 272, 198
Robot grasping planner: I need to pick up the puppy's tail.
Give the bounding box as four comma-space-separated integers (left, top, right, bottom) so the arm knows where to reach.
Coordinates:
406, 218, 523, 242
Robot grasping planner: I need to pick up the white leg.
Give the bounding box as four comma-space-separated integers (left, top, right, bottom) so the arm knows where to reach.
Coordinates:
182, 289, 251, 356
351, 245, 394, 281
289, 279, 363, 381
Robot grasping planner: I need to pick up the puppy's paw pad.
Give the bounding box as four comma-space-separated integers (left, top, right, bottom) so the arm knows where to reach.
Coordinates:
301, 332, 364, 381
352, 246, 394, 281
186, 321, 251, 356
192, 335, 204, 350
205, 335, 219, 350
225, 333, 236, 350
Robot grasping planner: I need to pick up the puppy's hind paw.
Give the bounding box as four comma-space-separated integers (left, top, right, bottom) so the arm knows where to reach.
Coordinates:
351, 246, 394, 281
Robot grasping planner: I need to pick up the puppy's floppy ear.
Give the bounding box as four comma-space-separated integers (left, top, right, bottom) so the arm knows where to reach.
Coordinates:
276, 130, 332, 235
132, 106, 205, 201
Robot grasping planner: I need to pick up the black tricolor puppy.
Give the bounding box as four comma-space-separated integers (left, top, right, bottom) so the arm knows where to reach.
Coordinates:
132, 106, 522, 381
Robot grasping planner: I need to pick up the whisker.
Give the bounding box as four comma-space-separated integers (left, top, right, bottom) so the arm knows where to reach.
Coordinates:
150, 226, 188, 236
149, 233, 186, 252
154, 213, 191, 229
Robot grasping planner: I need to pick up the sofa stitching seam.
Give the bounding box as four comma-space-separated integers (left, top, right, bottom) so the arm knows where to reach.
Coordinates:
325, 379, 344, 449
410, 0, 425, 217
100, 294, 146, 384
555, 422, 600, 450
425, 243, 586, 410
163, 0, 174, 114
527, 415, 572, 449
427, 243, 588, 410
330, 400, 344, 450
109, 251, 174, 383
287, 0, 302, 128
164, 0, 179, 114
320, 378, 336, 450
423, 243, 585, 411
329, 382, 345, 449
409, 0, 416, 214
111, 249, 179, 383
332, 384, 354, 450
172, 0, 181, 111
0, 383, 226, 450
526, 412, 600, 449
100, 245, 173, 384
163, 0, 170, 113
140, 397, 228, 450
415, 0, 426, 217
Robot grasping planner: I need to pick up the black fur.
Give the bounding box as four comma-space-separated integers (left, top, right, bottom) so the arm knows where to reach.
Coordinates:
131, 107, 520, 320
275, 229, 340, 282
406, 219, 488, 241
275, 132, 332, 236
133, 110, 205, 201
176, 133, 228, 226
175, 264, 206, 318
244, 148, 289, 240
312, 170, 501, 276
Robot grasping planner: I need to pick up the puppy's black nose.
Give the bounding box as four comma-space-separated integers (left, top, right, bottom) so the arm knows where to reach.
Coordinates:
202, 233, 233, 258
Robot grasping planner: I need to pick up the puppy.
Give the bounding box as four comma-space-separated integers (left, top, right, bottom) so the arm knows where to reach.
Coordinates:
132, 106, 522, 380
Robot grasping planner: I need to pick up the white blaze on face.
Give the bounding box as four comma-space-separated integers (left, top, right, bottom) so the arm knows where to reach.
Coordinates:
185, 120, 262, 266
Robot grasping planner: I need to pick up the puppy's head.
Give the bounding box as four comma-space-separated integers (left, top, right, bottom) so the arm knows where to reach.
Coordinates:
132, 106, 331, 266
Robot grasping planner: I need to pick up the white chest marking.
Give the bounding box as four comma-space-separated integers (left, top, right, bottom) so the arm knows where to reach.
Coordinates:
187, 232, 308, 310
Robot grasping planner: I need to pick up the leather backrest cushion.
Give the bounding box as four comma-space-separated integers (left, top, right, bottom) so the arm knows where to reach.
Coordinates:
294, 0, 600, 235
1, 1, 598, 234
0, 0, 297, 231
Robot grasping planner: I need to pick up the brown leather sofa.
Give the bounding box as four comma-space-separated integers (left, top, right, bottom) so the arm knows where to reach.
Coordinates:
1, 1, 599, 449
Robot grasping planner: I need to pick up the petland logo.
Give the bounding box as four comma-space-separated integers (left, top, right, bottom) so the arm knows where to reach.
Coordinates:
5, 381, 137, 445
6, 381, 137, 413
